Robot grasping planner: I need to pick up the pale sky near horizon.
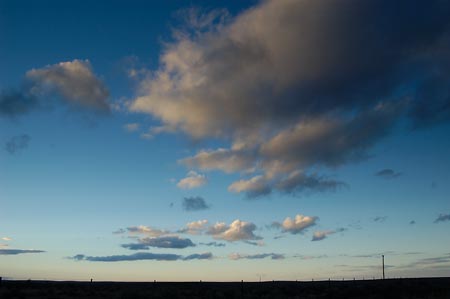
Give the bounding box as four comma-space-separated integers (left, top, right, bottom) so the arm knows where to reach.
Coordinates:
1, 0, 450, 281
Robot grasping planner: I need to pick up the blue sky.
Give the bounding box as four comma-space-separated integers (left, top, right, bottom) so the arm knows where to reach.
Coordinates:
1, 0, 450, 281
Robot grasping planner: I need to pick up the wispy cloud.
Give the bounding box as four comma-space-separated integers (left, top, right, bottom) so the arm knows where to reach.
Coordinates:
182, 196, 210, 211
229, 253, 284, 260
123, 123, 140, 132
311, 228, 346, 241
4, 134, 31, 154
375, 169, 402, 179
397, 254, 450, 270
199, 241, 226, 247
0, 89, 38, 118
121, 236, 195, 250
434, 214, 450, 223
373, 216, 388, 223
0, 249, 45, 255
70, 252, 213, 262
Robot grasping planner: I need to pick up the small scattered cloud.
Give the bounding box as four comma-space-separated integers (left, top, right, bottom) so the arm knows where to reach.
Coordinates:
26, 59, 110, 112
199, 241, 226, 247
177, 171, 207, 190
206, 219, 262, 242
272, 214, 318, 234
311, 228, 346, 241
1, 60, 110, 120
123, 123, 140, 132
178, 220, 209, 234
242, 240, 265, 247
434, 214, 450, 223
121, 236, 195, 250
228, 175, 272, 198
373, 216, 388, 223
409, 220, 416, 225
5, 134, 31, 154
182, 196, 210, 211
125, 225, 169, 237
0, 89, 38, 118
70, 252, 213, 262
112, 228, 126, 234
0, 249, 45, 255
183, 252, 213, 261
1, 237, 12, 241
375, 169, 402, 179
229, 253, 284, 260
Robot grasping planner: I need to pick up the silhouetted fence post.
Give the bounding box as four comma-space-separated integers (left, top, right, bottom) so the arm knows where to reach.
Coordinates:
382, 255, 385, 280
0, 276, 2, 287
241, 280, 244, 296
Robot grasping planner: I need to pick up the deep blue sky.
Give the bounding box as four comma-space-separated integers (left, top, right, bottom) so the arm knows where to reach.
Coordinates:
1, 0, 450, 281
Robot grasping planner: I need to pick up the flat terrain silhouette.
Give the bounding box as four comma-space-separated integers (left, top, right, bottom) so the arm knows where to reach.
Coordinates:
1, 277, 449, 298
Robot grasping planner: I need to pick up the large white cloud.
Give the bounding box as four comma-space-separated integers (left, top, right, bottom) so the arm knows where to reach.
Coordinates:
128, 0, 450, 197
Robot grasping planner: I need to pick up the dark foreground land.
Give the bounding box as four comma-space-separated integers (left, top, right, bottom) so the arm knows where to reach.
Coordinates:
1, 277, 450, 299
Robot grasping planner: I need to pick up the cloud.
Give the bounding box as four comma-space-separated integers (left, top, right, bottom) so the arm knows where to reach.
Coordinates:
410, 220, 416, 225
4, 134, 31, 154
206, 219, 262, 242
311, 228, 346, 241
1, 60, 109, 119
125, 226, 169, 237
183, 252, 213, 260
70, 252, 213, 262
228, 175, 271, 198
375, 168, 402, 179
177, 171, 207, 189
434, 214, 450, 223
1, 237, 12, 241
229, 253, 284, 260
228, 171, 345, 198
0, 249, 45, 255
180, 148, 255, 173
398, 254, 450, 269
26, 60, 109, 112
129, 0, 450, 197
121, 236, 195, 250
273, 214, 318, 234
199, 241, 226, 247
178, 220, 209, 234
182, 196, 210, 211
373, 216, 388, 223
0, 89, 38, 118
275, 171, 345, 195
123, 123, 140, 132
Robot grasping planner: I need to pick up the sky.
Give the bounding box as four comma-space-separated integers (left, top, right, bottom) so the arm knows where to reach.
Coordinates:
1, 0, 450, 282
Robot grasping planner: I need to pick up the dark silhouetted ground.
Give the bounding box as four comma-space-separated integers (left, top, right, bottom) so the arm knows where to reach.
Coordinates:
0, 277, 449, 298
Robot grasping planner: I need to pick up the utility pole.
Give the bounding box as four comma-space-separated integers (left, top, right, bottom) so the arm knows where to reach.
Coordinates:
382, 255, 385, 280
